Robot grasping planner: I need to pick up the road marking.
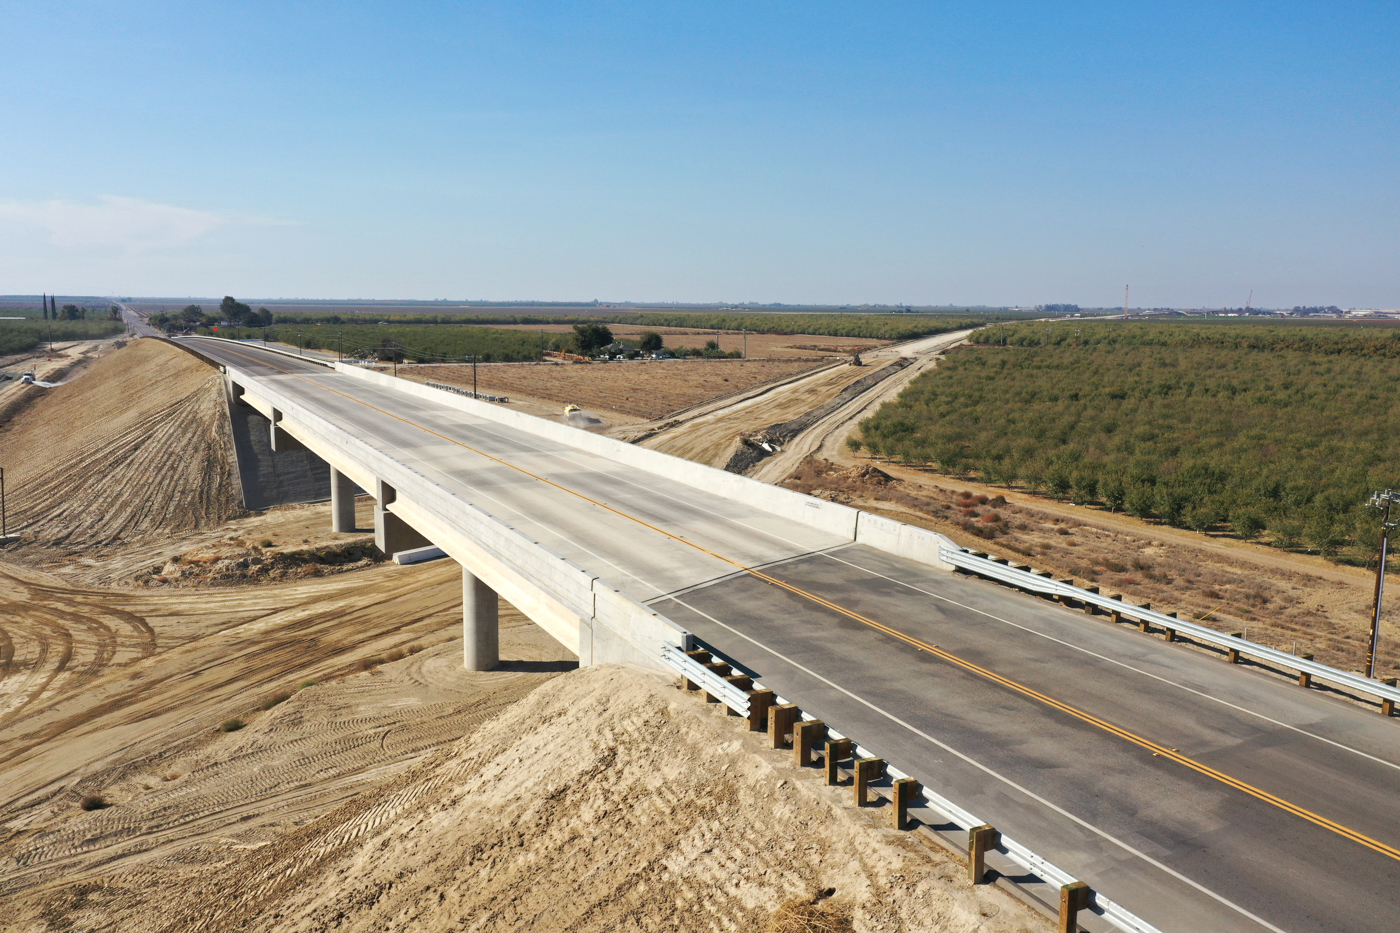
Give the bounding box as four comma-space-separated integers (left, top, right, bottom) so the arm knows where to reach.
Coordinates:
201, 340, 1400, 865
662, 592, 1292, 933
818, 549, 1400, 775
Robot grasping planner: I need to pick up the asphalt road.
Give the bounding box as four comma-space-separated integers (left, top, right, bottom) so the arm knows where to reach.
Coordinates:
188, 339, 1400, 933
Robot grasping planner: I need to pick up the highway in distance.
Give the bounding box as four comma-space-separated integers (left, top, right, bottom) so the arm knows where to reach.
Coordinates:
189, 339, 1400, 933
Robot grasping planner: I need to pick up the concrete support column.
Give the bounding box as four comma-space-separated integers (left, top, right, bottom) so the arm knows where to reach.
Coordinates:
330, 467, 356, 533
462, 565, 499, 671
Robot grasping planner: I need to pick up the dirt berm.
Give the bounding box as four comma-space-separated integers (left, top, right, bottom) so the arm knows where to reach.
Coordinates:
0, 338, 243, 570
7, 665, 1042, 933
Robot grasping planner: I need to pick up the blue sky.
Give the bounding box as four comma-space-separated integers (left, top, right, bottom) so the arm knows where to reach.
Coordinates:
1, 1, 1395, 307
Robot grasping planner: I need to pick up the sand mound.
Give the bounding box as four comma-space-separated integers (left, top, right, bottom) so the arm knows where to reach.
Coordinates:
20, 665, 1042, 933
0, 339, 242, 565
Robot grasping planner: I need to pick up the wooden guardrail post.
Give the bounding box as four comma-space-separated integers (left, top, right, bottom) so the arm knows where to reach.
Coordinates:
1227, 632, 1243, 664
769, 703, 799, 750
793, 720, 827, 767
1056, 580, 1075, 606
1081, 586, 1098, 614
968, 824, 999, 883
723, 674, 751, 716
1108, 595, 1123, 624
1059, 881, 1091, 933
1383, 679, 1397, 717
682, 649, 711, 691
854, 757, 885, 806
892, 777, 921, 830
1137, 602, 1152, 632
825, 738, 852, 785
701, 661, 731, 702
1297, 653, 1313, 688
746, 688, 774, 732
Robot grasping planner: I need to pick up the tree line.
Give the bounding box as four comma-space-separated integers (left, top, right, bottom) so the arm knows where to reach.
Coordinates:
857, 321, 1400, 563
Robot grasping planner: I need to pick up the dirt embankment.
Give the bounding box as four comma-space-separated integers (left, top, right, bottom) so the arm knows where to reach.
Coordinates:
6, 665, 1043, 933
0, 339, 243, 572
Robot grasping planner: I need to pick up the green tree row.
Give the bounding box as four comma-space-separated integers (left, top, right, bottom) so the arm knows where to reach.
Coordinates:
0, 319, 126, 356
858, 322, 1400, 562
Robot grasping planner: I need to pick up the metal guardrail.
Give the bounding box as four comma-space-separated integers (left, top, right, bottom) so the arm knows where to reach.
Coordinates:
660, 643, 751, 715
425, 380, 509, 403
939, 545, 1400, 709
661, 640, 1163, 933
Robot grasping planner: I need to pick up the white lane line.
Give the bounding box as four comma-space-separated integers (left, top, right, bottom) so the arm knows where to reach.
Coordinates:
266, 356, 1400, 774
818, 550, 1400, 774
661, 593, 1289, 933
244, 353, 1398, 778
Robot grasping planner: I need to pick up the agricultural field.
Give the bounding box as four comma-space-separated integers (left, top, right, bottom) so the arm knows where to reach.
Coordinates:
489, 322, 891, 358
401, 358, 826, 421
856, 320, 1400, 565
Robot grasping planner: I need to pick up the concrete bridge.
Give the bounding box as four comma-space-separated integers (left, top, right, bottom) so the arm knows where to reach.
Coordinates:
184, 337, 1400, 933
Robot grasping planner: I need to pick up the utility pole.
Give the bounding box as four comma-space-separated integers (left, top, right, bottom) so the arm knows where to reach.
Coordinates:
1123, 284, 1130, 319
472, 354, 478, 399
1366, 490, 1400, 678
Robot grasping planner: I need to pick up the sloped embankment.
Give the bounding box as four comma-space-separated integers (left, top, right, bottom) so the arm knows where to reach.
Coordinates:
0, 339, 243, 566
34, 665, 1043, 933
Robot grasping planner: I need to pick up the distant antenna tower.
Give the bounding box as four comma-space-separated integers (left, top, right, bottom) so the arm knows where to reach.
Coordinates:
1123, 284, 1130, 319
1246, 289, 1253, 313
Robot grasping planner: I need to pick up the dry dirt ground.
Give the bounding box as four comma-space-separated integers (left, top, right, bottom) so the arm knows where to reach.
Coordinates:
3, 662, 1043, 933
398, 358, 827, 424
492, 323, 895, 359
0, 339, 243, 573
0, 334, 1047, 931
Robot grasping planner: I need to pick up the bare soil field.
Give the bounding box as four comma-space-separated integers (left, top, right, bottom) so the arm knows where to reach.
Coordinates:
0, 339, 243, 573
786, 457, 1400, 679
492, 322, 894, 358
3, 661, 1043, 933
400, 358, 826, 421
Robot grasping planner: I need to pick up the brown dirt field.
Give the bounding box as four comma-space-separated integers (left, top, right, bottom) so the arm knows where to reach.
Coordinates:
399, 358, 827, 422
0, 339, 243, 571
785, 458, 1400, 679
492, 322, 894, 358
3, 663, 1044, 933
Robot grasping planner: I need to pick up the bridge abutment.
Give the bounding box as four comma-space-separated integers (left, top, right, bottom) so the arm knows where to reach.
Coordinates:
462, 566, 500, 671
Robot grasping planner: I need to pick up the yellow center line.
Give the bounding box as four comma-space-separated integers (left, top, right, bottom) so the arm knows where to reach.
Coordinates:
216, 341, 1400, 863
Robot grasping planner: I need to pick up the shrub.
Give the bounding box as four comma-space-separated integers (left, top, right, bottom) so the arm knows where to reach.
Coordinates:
79, 795, 109, 811
260, 693, 291, 711
845, 437, 863, 452
406, 644, 425, 655
979, 512, 1000, 524
258, 539, 273, 548
297, 679, 318, 690
219, 718, 244, 733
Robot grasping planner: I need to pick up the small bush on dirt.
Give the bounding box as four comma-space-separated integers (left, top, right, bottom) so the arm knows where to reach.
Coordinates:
980, 512, 1001, 524
161, 773, 180, 782
406, 643, 425, 655
260, 693, 291, 711
989, 495, 1007, 507
219, 718, 245, 733
297, 680, 318, 690
258, 539, 273, 548
79, 795, 109, 811
765, 889, 851, 933
384, 649, 406, 662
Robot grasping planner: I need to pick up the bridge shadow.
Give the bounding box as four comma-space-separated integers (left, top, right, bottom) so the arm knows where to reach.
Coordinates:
495, 659, 579, 673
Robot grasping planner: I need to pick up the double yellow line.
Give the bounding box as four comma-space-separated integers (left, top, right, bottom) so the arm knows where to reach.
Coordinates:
217, 342, 1400, 863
